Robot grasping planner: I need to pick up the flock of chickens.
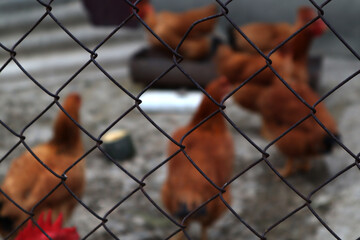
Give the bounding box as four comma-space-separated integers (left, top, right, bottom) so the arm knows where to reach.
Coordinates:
0, 2, 341, 240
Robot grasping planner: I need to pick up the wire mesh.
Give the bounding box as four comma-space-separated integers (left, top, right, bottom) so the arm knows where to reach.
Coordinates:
0, 0, 359, 239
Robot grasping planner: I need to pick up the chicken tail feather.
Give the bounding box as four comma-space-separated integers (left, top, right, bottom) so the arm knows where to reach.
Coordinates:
52, 93, 82, 147
0, 216, 15, 233
227, 26, 237, 50
175, 202, 207, 220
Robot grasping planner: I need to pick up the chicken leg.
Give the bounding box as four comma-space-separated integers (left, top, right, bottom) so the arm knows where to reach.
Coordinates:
298, 157, 311, 173
278, 158, 295, 177
201, 226, 208, 240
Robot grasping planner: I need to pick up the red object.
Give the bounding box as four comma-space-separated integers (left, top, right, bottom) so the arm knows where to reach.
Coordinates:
15, 211, 79, 240
134, 0, 152, 19
311, 18, 327, 37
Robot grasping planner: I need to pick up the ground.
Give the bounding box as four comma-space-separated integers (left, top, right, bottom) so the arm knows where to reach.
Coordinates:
1, 1, 360, 238
0, 55, 359, 239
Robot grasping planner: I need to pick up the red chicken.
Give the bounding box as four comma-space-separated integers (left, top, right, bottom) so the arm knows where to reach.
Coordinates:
162, 76, 234, 240
137, 1, 219, 59
215, 44, 294, 112
230, 6, 327, 84
232, 6, 326, 54
258, 81, 339, 177
0, 93, 85, 236
15, 211, 79, 240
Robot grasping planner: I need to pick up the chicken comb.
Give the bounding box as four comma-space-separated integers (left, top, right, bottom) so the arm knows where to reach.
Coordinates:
311, 18, 327, 37
133, 0, 153, 19
298, 6, 327, 37
15, 210, 79, 240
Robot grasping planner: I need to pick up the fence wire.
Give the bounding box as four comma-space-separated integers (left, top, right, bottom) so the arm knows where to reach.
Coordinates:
0, 0, 359, 239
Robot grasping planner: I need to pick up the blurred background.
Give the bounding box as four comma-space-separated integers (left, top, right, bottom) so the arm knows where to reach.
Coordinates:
0, 0, 360, 239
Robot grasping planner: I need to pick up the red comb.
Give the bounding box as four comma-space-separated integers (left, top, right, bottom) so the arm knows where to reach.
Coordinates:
311, 18, 327, 37
15, 210, 79, 240
133, 0, 154, 19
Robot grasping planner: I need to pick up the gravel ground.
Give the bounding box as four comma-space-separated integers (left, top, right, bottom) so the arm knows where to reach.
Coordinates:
0, 55, 359, 240
1, 1, 359, 239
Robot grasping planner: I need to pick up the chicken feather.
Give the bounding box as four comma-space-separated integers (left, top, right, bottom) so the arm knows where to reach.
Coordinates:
0, 93, 85, 236
162, 77, 234, 240
138, 2, 219, 60
258, 81, 339, 176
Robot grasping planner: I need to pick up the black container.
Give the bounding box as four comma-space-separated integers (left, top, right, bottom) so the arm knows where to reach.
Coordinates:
102, 130, 136, 161
129, 47, 218, 89
129, 47, 322, 90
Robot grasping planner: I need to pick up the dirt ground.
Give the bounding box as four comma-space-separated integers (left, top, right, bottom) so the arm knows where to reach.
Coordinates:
0, 54, 359, 240
1, 0, 360, 239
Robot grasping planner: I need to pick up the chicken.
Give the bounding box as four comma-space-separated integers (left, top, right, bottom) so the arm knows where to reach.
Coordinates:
137, 1, 219, 59
15, 210, 79, 240
215, 44, 294, 112
230, 6, 327, 84
0, 93, 85, 236
162, 76, 234, 240
258, 81, 339, 177
231, 6, 326, 54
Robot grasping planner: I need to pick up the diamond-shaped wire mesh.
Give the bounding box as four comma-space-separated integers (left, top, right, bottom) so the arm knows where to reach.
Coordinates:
0, 0, 359, 239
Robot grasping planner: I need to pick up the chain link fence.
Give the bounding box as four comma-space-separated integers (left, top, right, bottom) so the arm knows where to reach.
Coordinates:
0, 0, 359, 239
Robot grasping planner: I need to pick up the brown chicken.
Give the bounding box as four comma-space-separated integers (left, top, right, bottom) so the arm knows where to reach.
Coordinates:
138, 1, 218, 59
215, 44, 294, 112
230, 6, 327, 84
232, 6, 326, 54
258, 81, 339, 177
162, 77, 234, 240
0, 93, 85, 236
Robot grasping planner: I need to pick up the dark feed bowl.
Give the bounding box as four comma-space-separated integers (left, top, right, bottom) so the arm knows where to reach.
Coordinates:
129, 47, 217, 89
102, 130, 136, 161
130, 48, 322, 91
